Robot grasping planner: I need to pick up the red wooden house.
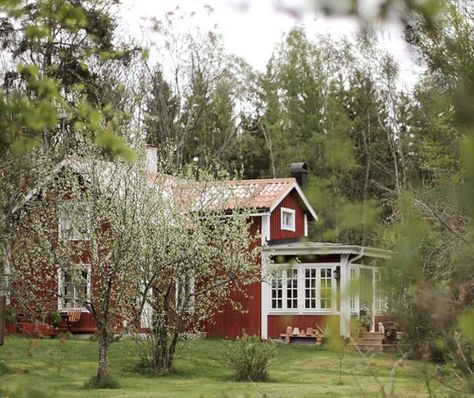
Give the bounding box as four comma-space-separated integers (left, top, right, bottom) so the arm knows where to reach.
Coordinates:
201, 165, 390, 339
5, 151, 390, 339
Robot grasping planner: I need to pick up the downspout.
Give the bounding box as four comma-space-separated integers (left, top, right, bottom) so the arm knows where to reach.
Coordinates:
348, 247, 364, 266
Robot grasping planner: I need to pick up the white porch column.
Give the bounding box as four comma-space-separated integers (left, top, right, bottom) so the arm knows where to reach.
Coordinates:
260, 215, 271, 339
371, 267, 376, 332
339, 254, 351, 337
261, 251, 270, 339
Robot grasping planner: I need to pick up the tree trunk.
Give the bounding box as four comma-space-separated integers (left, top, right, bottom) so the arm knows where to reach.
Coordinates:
96, 331, 110, 383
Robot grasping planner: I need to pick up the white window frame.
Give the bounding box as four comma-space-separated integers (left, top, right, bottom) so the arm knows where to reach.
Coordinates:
269, 264, 337, 314
270, 268, 299, 311
281, 207, 296, 232
58, 201, 92, 241
349, 266, 360, 314
57, 264, 91, 311
176, 272, 195, 313
374, 270, 386, 315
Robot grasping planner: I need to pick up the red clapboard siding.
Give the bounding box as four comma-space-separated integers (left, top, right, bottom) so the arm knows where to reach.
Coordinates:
267, 314, 340, 338
270, 190, 305, 240
204, 216, 262, 338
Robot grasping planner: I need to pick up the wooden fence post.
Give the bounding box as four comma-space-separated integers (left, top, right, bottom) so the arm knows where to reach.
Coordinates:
0, 294, 6, 345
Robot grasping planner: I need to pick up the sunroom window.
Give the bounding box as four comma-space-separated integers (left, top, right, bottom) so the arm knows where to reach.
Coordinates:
374, 270, 386, 314
271, 266, 335, 312
319, 268, 332, 309
271, 269, 298, 310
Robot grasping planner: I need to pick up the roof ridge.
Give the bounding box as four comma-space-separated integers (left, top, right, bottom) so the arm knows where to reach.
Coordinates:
227, 177, 296, 184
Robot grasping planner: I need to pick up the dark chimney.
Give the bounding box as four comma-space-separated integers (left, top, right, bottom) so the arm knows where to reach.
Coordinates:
290, 162, 308, 188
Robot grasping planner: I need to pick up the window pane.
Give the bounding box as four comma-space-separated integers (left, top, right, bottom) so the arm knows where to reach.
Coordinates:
305, 268, 317, 309
320, 268, 332, 309
271, 272, 283, 309
286, 269, 298, 309
61, 267, 89, 309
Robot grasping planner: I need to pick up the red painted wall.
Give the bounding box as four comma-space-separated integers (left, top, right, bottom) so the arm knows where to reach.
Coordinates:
270, 190, 306, 240
205, 216, 262, 338
267, 315, 340, 338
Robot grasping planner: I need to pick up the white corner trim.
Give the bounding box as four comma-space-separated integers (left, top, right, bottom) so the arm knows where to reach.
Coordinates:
304, 213, 308, 237
261, 253, 270, 339
261, 214, 271, 246
281, 207, 296, 232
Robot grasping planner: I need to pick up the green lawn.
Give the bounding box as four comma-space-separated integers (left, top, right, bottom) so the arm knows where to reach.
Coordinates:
0, 337, 452, 397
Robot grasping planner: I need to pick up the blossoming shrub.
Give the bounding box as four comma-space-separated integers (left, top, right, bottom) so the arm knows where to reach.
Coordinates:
224, 334, 276, 382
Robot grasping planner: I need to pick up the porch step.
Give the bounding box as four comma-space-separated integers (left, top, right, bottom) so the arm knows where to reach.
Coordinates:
359, 332, 384, 338
355, 338, 383, 345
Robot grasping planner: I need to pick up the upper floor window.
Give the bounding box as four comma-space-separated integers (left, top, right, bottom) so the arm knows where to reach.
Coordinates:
59, 202, 92, 240
281, 207, 296, 232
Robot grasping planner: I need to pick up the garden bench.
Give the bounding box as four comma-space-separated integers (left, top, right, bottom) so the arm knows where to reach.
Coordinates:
279, 326, 324, 345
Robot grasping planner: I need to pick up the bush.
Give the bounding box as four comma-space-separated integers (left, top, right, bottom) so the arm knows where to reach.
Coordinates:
0, 361, 13, 376
84, 374, 121, 389
223, 334, 276, 382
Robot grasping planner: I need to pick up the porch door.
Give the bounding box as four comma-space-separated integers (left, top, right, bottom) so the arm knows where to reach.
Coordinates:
359, 268, 374, 331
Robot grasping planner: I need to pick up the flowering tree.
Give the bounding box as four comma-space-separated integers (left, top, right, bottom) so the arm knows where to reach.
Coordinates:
135, 165, 260, 374
9, 150, 259, 381
9, 151, 162, 385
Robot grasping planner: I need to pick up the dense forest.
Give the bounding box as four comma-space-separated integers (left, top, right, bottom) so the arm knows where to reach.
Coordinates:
1, 0, 473, 392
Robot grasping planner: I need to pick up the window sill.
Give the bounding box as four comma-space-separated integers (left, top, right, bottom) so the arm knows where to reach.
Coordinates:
281, 226, 295, 232
269, 310, 338, 315
59, 308, 89, 313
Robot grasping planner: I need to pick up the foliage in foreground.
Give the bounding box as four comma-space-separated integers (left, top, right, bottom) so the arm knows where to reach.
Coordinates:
223, 334, 276, 382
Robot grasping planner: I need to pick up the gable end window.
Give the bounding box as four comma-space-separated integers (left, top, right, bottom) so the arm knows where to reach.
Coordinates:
59, 202, 92, 241
281, 207, 296, 232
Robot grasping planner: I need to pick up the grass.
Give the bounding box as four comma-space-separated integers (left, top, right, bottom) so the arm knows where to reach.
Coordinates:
0, 336, 455, 397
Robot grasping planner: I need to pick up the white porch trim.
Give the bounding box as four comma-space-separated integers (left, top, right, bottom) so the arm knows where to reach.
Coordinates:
339, 254, 351, 337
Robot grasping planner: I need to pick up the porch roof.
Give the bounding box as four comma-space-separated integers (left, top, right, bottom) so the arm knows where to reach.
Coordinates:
262, 241, 391, 259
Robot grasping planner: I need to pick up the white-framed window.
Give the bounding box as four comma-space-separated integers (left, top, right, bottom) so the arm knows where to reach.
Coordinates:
58, 201, 92, 241
270, 265, 336, 312
281, 207, 296, 232
349, 266, 360, 313
176, 272, 195, 312
271, 268, 298, 310
58, 265, 91, 310
271, 272, 284, 309
286, 269, 298, 309
374, 270, 386, 314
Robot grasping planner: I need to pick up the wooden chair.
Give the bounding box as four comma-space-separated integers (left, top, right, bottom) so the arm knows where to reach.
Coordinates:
60, 310, 82, 332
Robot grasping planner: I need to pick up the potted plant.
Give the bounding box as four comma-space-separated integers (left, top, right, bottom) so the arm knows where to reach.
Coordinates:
50, 311, 61, 329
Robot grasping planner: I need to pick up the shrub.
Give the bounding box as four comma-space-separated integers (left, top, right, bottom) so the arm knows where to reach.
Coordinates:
0, 361, 12, 376
49, 312, 61, 328
84, 375, 121, 389
223, 334, 276, 382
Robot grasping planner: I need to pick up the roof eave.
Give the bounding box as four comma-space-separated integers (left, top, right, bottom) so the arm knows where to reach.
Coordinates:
262, 243, 392, 259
